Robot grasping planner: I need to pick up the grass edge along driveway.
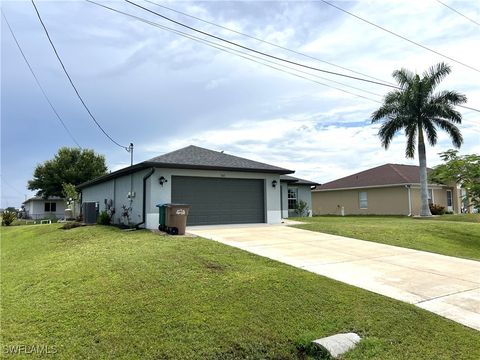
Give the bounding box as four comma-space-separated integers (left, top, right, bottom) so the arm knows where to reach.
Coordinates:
1, 224, 480, 359
293, 215, 480, 261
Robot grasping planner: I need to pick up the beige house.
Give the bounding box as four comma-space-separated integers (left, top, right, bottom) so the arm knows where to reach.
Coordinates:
312, 164, 462, 216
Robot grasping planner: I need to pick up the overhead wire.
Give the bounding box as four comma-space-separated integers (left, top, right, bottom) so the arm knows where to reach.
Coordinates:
2, 12, 82, 149
0, 175, 25, 196
319, 0, 480, 73
86, 0, 382, 103
435, 0, 480, 27
124, 0, 480, 112
124, 0, 398, 89
30, 0, 130, 151
86, 0, 480, 112
142, 0, 395, 86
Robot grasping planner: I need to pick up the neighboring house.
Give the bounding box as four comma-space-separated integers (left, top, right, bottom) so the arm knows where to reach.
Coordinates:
78, 145, 318, 228
312, 164, 461, 216
22, 196, 66, 220
280, 175, 319, 217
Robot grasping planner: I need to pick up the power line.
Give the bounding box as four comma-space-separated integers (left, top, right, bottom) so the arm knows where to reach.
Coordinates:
89, 1, 480, 113
436, 0, 480, 27
143, 0, 395, 86
0, 175, 25, 197
458, 104, 480, 113
124, 0, 397, 89
30, 0, 130, 151
86, 0, 382, 103
2, 12, 82, 149
319, 0, 480, 73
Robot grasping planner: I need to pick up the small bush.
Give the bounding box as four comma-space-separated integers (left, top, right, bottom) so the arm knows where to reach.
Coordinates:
429, 203, 446, 215
1, 210, 17, 226
61, 222, 84, 230
295, 200, 309, 217
97, 211, 111, 225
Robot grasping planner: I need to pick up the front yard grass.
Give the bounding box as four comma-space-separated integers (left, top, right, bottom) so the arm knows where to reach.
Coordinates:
294, 215, 480, 260
1, 225, 480, 359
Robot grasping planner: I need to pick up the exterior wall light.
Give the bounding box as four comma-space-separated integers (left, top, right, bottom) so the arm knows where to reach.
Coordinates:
272, 180, 278, 188
159, 176, 168, 186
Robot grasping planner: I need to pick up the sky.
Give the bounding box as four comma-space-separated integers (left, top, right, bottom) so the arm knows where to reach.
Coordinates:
1, 0, 479, 208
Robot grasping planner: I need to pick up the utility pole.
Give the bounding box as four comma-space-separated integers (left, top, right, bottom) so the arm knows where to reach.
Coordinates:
129, 143, 134, 166
128, 143, 134, 208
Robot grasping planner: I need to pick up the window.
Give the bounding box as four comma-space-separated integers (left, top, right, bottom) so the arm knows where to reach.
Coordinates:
428, 189, 433, 204
446, 190, 453, 207
44, 202, 57, 212
359, 191, 368, 209
288, 188, 298, 210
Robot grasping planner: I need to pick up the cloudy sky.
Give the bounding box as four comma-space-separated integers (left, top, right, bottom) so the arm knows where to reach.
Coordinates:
1, 0, 479, 208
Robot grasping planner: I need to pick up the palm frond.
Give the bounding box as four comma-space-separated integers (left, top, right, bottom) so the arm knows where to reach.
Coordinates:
431, 118, 464, 148
422, 119, 438, 147
392, 68, 415, 89
404, 124, 417, 158
422, 62, 451, 93
378, 118, 407, 149
371, 91, 403, 123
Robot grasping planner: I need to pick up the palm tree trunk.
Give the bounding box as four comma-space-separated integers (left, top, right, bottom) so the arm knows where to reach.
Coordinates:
418, 127, 432, 216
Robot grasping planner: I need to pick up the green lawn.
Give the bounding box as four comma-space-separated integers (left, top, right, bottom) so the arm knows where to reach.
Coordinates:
428, 213, 480, 223
1, 225, 480, 359
294, 215, 480, 261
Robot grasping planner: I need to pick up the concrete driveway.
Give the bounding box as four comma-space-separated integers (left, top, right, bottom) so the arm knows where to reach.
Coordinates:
188, 224, 480, 331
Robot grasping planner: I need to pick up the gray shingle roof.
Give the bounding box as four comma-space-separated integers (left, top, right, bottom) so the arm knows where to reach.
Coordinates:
280, 175, 319, 186
23, 196, 64, 204
145, 145, 293, 173
78, 145, 293, 189
314, 164, 436, 191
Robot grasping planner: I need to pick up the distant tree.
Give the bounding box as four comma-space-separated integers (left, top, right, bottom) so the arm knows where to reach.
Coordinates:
430, 149, 480, 210
28, 147, 107, 198
371, 62, 466, 217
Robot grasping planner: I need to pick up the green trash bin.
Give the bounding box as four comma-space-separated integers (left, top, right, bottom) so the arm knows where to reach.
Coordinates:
156, 204, 166, 231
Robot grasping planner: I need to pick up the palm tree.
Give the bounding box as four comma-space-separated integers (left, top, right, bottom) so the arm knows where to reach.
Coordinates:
371, 62, 466, 216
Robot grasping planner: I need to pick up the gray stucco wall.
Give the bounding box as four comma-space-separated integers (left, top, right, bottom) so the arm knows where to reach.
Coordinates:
81, 169, 150, 226
81, 167, 282, 229
280, 183, 313, 218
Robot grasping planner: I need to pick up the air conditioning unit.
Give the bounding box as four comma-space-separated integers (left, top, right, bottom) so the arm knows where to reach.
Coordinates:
82, 202, 97, 224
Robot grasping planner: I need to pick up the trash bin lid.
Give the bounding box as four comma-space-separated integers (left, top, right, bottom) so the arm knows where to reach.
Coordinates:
156, 204, 165, 208
164, 203, 191, 207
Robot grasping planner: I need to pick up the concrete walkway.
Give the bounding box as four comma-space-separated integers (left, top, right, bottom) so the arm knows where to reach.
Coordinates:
187, 224, 480, 331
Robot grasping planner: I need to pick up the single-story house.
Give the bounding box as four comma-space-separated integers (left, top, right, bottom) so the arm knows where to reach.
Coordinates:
78, 145, 317, 228
22, 196, 66, 220
312, 163, 461, 216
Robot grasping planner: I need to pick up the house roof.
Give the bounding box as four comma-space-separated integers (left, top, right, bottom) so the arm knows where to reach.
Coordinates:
78, 145, 294, 189
23, 196, 64, 204
314, 164, 437, 191
280, 175, 320, 186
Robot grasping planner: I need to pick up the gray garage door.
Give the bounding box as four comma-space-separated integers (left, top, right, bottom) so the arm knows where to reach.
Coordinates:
171, 176, 265, 226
